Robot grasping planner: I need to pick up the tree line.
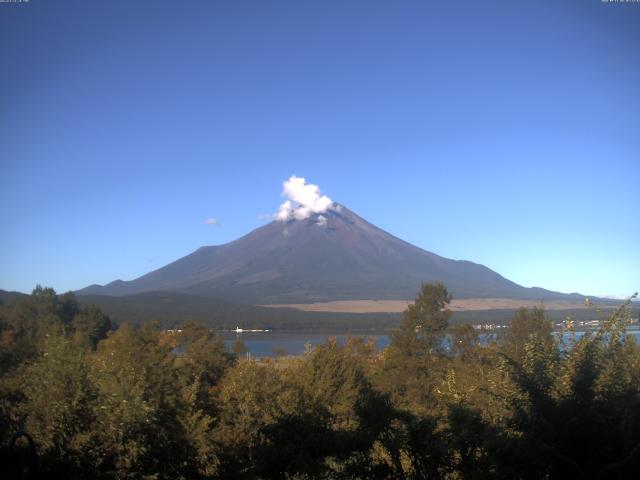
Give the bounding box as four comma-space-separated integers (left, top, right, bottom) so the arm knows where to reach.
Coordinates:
1, 283, 639, 479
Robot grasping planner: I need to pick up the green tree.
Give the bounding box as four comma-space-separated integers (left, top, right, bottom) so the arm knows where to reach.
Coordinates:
20, 334, 96, 475
377, 283, 451, 416
215, 359, 319, 476
175, 321, 234, 399
2, 287, 66, 367
173, 322, 234, 477
448, 323, 480, 361
88, 323, 184, 478
502, 306, 553, 363
71, 304, 111, 349
390, 282, 451, 357
297, 338, 370, 430
489, 297, 640, 478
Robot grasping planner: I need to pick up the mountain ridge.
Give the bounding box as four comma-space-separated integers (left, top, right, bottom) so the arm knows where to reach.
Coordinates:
77, 204, 585, 303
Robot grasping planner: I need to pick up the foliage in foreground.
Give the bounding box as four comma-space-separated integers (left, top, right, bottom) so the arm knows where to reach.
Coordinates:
1, 284, 639, 479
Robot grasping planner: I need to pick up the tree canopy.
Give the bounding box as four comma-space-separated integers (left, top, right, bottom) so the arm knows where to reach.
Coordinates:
1, 285, 639, 479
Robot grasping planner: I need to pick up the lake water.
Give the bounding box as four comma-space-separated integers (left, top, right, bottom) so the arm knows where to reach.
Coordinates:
221, 329, 640, 358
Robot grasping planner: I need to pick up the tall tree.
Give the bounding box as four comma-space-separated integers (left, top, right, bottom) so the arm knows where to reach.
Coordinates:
88, 323, 183, 478
20, 335, 96, 476
502, 306, 553, 364
71, 305, 111, 349
390, 282, 452, 357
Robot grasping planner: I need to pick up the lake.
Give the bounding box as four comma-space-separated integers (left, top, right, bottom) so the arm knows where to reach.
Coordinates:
221, 329, 640, 358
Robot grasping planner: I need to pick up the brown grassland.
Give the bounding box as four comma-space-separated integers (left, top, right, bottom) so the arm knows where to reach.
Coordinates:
263, 298, 595, 313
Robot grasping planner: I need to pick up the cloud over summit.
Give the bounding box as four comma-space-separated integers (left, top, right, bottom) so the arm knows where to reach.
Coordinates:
276, 176, 334, 222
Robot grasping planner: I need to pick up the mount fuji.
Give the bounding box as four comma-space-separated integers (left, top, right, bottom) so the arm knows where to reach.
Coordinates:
78, 204, 581, 304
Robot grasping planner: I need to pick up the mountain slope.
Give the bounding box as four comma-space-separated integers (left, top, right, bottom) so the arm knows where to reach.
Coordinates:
78, 205, 581, 303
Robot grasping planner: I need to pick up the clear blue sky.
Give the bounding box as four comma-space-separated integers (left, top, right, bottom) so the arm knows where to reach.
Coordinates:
1, 0, 638, 298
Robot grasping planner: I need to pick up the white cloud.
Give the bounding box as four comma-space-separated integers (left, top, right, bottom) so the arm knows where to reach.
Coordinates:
204, 218, 220, 226
275, 176, 334, 222
276, 200, 293, 221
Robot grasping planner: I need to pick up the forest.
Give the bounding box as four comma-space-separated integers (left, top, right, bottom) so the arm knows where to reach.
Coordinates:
1, 283, 639, 479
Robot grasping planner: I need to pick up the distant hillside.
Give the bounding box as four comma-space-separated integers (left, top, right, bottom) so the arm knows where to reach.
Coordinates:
79, 291, 633, 331
2, 289, 632, 332
77, 291, 401, 332
0, 289, 28, 305
78, 205, 586, 304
